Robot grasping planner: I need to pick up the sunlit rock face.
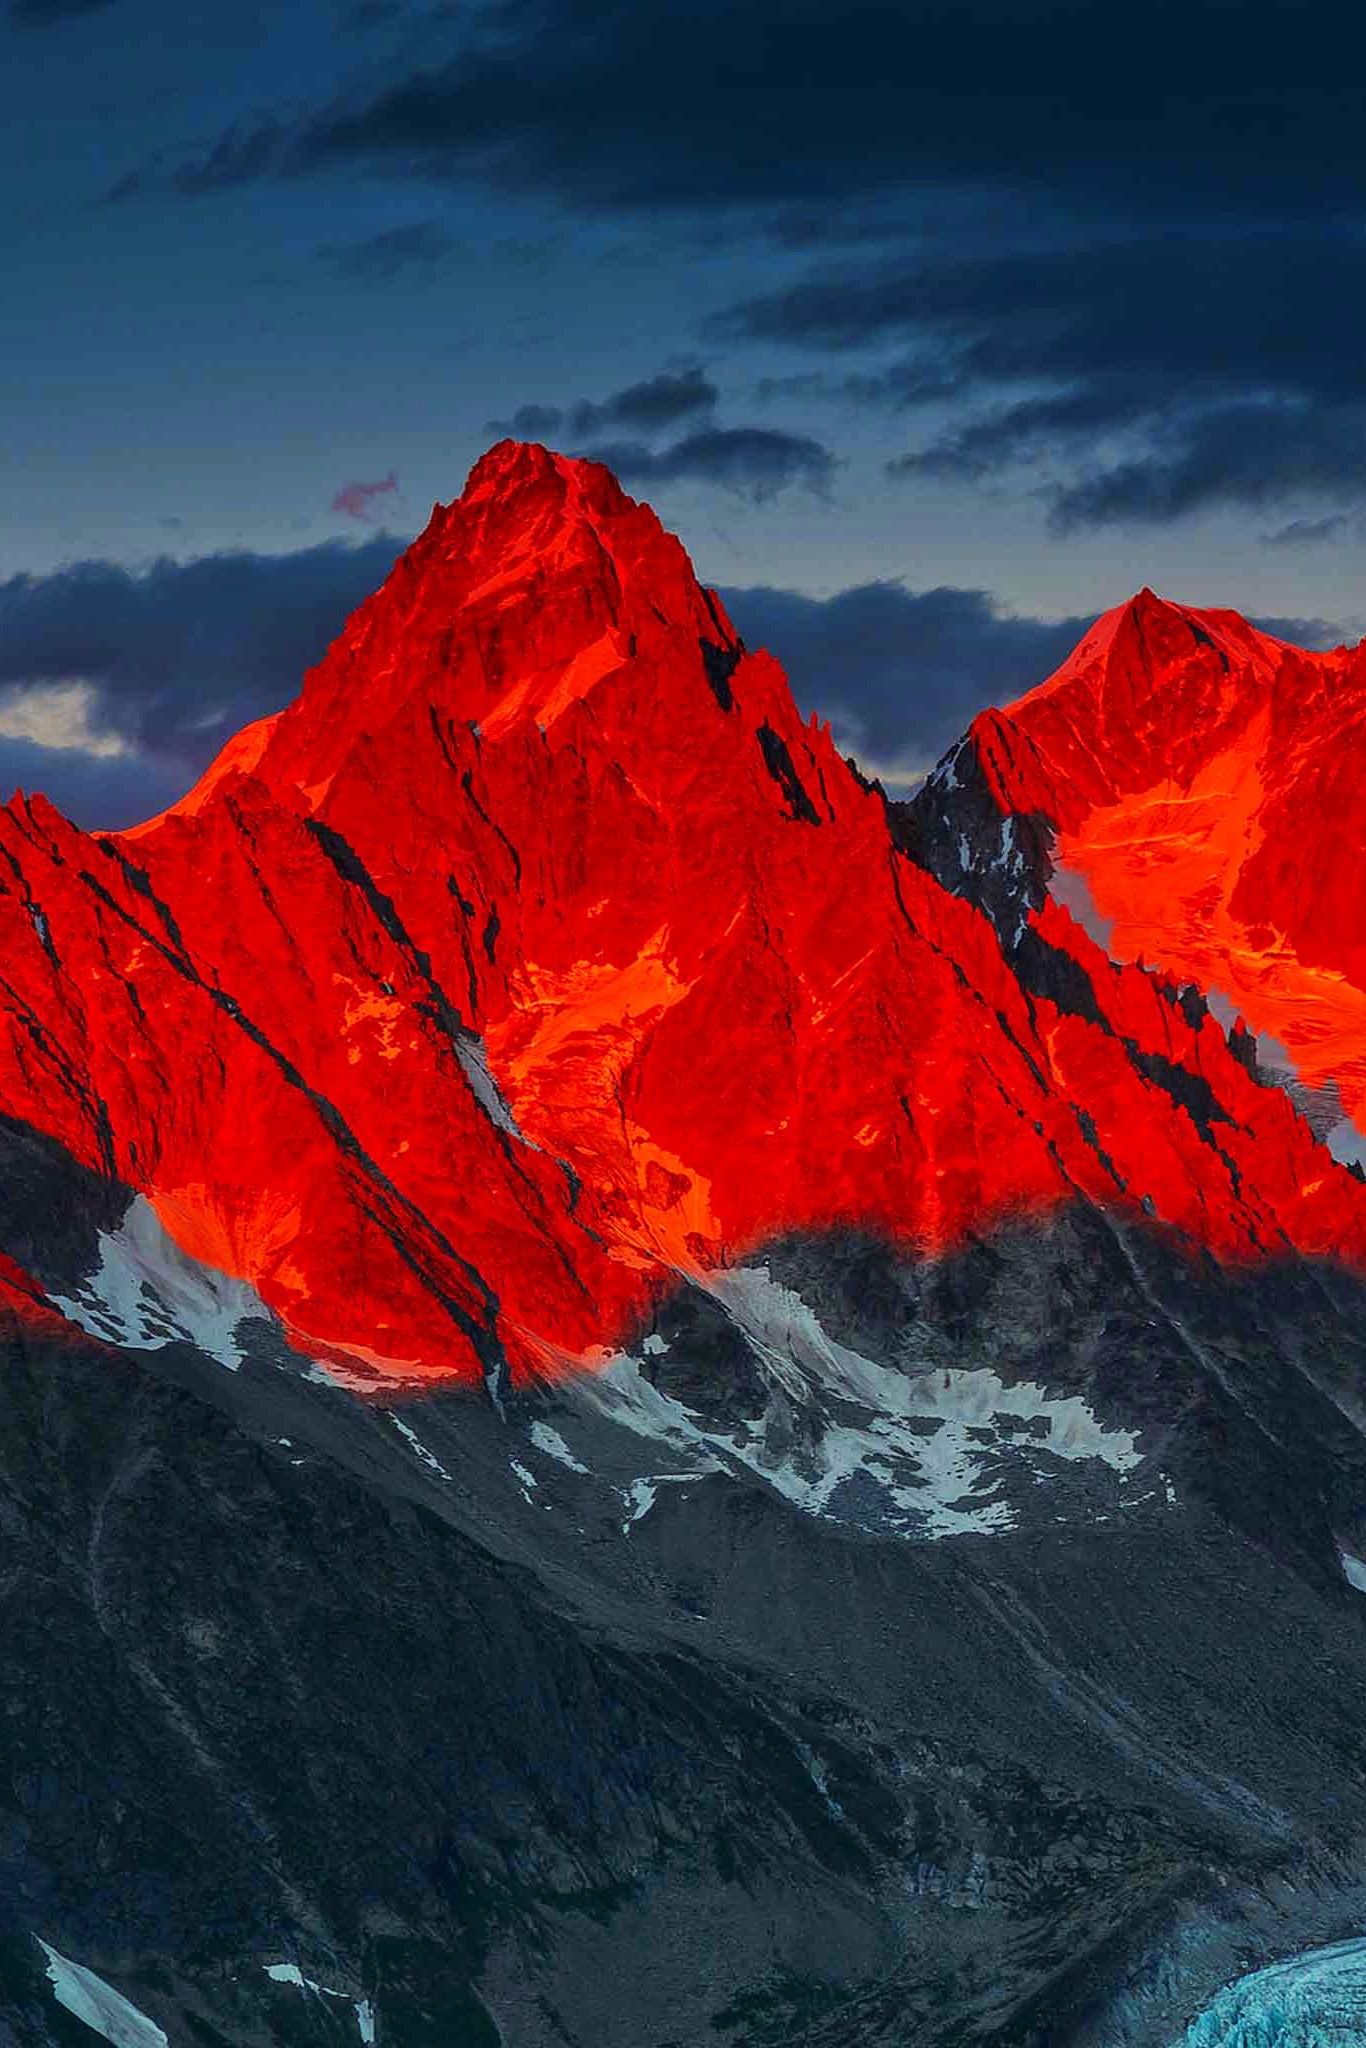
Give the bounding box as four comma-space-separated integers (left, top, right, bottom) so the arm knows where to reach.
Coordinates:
9, 450, 1366, 2048
2, 445, 1366, 1392
922, 587, 1366, 1158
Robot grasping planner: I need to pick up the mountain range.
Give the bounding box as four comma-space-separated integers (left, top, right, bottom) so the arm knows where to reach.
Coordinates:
4, 442, 1366, 2047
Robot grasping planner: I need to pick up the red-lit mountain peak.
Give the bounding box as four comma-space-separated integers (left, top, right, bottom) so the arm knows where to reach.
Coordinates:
974, 588, 1301, 827
138, 438, 727, 834
3, 455, 1366, 1388
961, 586, 1366, 1139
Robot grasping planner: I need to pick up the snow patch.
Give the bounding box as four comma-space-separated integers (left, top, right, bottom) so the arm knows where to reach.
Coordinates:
264, 1963, 376, 2041
51, 1196, 270, 1370
457, 1035, 527, 1140
1048, 865, 1116, 955
509, 1457, 543, 1505
387, 1411, 453, 1483
623, 1477, 656, 1525
35, 1939, 167, 2048
528, 1421, 589, 1472
1340, 1549, 1366, 1593
1328, 1117, 1366, 1171
575, 1264, 1144, 1542
928, 742, 962, 794
704, 1265, 1141, 1536
619, 1472, 695, 1531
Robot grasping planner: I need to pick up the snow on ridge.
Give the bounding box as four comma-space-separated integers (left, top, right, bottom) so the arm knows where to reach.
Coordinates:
573, 1262, 1146, 1542
51, 1195, 270, 1371
35, 1938, 167, 2048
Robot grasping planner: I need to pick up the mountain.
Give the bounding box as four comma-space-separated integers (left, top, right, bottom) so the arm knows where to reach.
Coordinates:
917, 588, 1366, 1159
6, 445, 1366, 2047
2, 445, 1364, 1390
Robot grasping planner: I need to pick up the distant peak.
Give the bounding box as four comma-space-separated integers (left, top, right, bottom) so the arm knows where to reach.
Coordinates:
1126, 584, 1177, 621
1113, 586, 1199, 637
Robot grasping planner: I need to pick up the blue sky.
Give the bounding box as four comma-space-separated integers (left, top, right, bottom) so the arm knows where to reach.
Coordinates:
4, 0, 1365, 820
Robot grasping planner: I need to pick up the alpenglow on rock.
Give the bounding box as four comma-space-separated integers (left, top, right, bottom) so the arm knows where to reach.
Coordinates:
0, 442, 1364, 1389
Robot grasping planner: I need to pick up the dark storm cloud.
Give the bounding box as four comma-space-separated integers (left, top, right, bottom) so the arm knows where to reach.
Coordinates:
100, 0, 1366, 542
718, 580, 1090, 781
593, 427, 838, 501
1044, 406, 1366, 532
1250, 611, 1348, 647
318, 220, 456, 277
8, 0, 114, 22
0, 737, 185, 832
488, 367, 718, 443
1262, 513, 1358, 548
719, 235, 1366, 397
487, 374, 828, 499
335, 0, 405, 28
135, 0, 1366, 216
723, 233, 1366, 528
0, 537, 404, 780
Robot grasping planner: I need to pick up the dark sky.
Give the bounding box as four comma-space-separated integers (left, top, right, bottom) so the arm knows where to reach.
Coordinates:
3, 0, 1364, 822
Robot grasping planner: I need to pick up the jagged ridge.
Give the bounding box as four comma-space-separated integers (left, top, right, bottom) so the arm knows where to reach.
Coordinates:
0, 447, 1363, 1386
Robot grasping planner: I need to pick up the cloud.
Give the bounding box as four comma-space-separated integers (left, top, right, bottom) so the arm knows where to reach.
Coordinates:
1262, 513, 1358, 547
485, 374, 831, 498
98, 2, 1366, 544
1248, 611, 1348, 648
317, 220, 456, 277
488, 367, 718, 442
9, 0, 114, 22
498, 403, 567, 440
590, 426, 838, 501
331, 471, 399, 520
122, 0, 1366, 220
1045, 402, 1366, 532
0, 537, 404, 806
0, 680, 129, 758
720, 231, 1366, 528
0, 738, 185, 832
717, 580, 1091, 782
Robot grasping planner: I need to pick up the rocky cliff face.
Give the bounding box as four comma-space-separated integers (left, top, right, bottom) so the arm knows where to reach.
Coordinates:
912, 587, 1366, 1159
7, 448, 1366, 2047
1, 445, 1364, 1394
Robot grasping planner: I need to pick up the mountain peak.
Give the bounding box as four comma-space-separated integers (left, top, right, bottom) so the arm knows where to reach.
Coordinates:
8, 450, 1366, 1390
466, 436, 564, 489
429, 439, 639, 551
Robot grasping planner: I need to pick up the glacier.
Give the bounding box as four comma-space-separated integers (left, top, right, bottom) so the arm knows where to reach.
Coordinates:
1183, 1937, 1366, 2047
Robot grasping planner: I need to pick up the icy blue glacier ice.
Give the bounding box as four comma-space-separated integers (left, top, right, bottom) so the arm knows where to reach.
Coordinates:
1184, 1936, 1366, 2047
